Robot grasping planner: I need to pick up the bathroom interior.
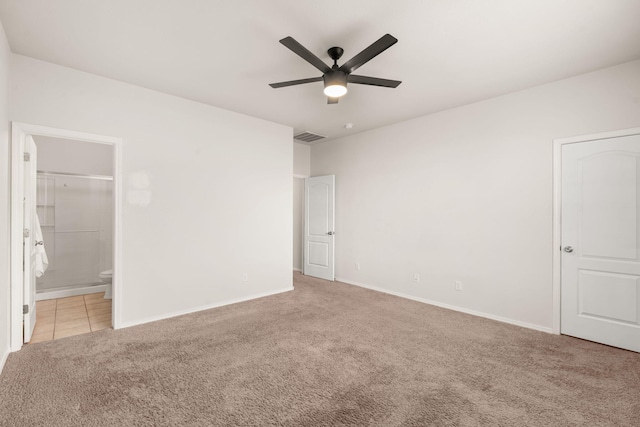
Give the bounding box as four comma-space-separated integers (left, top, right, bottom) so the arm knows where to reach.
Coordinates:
30, 136, 114, 343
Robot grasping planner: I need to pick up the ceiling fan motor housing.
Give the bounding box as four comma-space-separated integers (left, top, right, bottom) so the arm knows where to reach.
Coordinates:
323, 70, 348, 90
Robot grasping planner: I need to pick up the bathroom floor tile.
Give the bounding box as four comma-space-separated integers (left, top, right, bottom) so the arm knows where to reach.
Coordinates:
89, 318, 111, 329
87, 302, 111, 310
54, 324, 91, 339
86, 306, 111, 315
55, 317, 91, 332
90, 320, 111, 332
84, 292, 106, 303
84, 298, 109, 306
30, 331, 54, 343
56, 309, 88, 323
27, 292, 112, 345
36, 312, 56, 323
87, 300, 111, 308
36, 311, 56, 323
37, 306, 56, 316
56, 296, 85, 309
36, 299, 57, 311
33, 321, 55, 335
87, 305, 111, 316
88, 312, 112, 323
34, 313, 55, 325
56, 303, 87, 313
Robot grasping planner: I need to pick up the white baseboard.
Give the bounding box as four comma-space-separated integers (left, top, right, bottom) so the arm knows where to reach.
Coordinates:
36, 284, 107, 301
336, 277, 552, 334
0, 346, 9, 375
120, 286, 294, 329
293, 267, 302, 272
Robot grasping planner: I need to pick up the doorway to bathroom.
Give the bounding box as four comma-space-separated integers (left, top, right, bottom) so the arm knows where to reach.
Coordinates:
10, 123, 122, 351
32, 136, 113, 342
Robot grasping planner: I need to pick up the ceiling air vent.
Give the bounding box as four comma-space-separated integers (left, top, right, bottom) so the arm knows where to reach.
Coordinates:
294, 131, 326, 143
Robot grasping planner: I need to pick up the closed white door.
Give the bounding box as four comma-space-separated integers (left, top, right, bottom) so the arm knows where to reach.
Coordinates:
304, 175, 335, 281
23, 136, 38, 342
561, 134, 640, 352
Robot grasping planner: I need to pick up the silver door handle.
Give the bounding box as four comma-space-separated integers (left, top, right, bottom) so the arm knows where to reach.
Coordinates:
35, 241, 44, 246
327, 231, 335, 236
563, 246, 573, 253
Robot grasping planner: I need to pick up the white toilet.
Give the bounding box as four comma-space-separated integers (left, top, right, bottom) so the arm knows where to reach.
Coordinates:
99, 269, 113, 299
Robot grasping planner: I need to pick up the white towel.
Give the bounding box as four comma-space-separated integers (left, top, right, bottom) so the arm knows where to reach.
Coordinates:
35, 214, 49, 277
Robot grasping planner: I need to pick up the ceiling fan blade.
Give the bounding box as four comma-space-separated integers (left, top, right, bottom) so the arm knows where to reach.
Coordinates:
269, 76, 323, 88
280, 37, 332, 74
339, 34, 398, 74
348, 75, 401, 88
327, 97, 339, 104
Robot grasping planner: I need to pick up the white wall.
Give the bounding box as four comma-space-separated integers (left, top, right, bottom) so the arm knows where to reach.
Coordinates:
10, 54, 293, 327
311, 60, 640, 331
294, 143, 311, 177
293, 142, 310, 271
0, 19, 10, 371
34, 135, 113, 176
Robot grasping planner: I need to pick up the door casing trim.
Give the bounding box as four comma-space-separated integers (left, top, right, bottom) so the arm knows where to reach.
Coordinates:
10, 122, 123, 351
552, 126, 640, 334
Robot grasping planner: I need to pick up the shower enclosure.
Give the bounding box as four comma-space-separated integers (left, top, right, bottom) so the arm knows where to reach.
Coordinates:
36, 171, 113, 299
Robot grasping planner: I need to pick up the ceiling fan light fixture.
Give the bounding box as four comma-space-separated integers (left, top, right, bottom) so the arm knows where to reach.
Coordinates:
324, 84, 347, 97
323, 71, 348, 97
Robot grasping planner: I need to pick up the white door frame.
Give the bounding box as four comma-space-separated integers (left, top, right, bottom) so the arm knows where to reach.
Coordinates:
552, 126, 640, 334
10, 122, 124, 351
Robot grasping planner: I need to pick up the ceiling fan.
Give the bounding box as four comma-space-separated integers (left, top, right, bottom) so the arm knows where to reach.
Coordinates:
269, 34, 401, 104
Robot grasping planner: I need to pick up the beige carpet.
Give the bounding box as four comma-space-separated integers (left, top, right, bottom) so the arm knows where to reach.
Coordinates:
1, 272, 639, 426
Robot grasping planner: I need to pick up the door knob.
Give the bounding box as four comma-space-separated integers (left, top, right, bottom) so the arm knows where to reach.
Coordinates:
563, 246, 573, 253
327, 231, 335, 236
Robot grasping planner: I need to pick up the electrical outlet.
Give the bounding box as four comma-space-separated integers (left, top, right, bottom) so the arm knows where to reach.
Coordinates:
413, 273, 420, 283
242, 273, 248, 282
455, 281, 463, 291
355, 262, 360, 271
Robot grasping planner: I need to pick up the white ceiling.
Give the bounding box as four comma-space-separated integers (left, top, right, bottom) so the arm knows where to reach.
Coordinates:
1, 1, 639, 143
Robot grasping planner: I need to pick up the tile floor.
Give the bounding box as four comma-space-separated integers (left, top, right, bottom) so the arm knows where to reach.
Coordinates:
30, 292, 112, 343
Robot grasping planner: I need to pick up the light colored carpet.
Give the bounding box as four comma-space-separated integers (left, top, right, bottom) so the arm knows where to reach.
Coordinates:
1, 272, 639, 426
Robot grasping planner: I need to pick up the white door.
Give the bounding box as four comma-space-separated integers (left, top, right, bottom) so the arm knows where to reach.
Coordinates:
23, 136, 38, 342
304, 175, 335, 281
561, 134, 640, 352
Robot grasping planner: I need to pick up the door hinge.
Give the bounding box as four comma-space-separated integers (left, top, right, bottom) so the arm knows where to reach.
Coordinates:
23, 152, 30, 162
23, 228, 30, 238
23, 304, 29, 314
